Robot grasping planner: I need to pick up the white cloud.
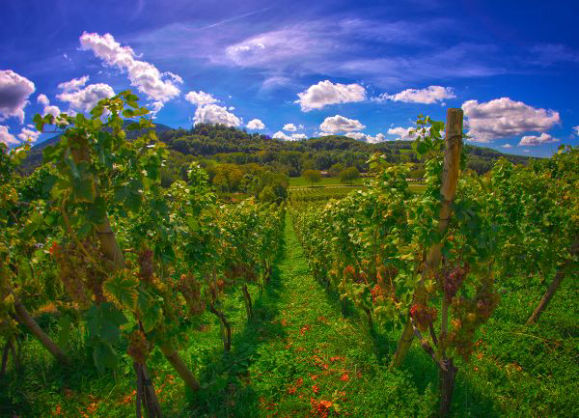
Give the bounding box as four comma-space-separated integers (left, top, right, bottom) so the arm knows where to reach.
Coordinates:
43, 105, 62, 117
37, 94, 61, 117
573, 125, 579, 136
297, 80, 366, 111
17, 125, 41, 142
462, 97, 560, 142
272, 130, 306, 141
246, 118, 265, 130
0, 125, 18, 145
387, 126, 416, 141
37, 94, 50, 107
345, 131, 386, 143
283, 123, 297, 132
185, 90, 218, 107
260, 76, 292, 92
320, 115, 365, 134
193, 104, 241, 127
80, 32, 182, 108
272, 131, 290, 140
0, 124, 41, 145
518, 133, 559, 146
57, 83, 115, 113
376, 85, 455, 104
501, 144, 513, 148
58, 75, 90, 92
0, 70, 35, 123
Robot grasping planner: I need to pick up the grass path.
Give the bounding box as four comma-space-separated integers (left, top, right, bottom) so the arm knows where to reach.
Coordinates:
190, 216, 438, 417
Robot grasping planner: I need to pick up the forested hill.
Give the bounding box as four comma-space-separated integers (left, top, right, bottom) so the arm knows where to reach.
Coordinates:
159, 124, 530, 175
25, 123, 530, 175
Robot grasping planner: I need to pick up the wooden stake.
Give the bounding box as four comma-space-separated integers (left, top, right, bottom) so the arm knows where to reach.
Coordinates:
391, 109, 463, 368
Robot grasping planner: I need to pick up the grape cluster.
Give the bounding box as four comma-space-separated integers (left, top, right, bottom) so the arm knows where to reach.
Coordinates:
127, 330, 151, 365
449, 285, 498, 359
442, 264, 469, 302
410, 303, 438, 331
138, 248, 154, 283
53, 242, 89, 306
177, 274, 204, 315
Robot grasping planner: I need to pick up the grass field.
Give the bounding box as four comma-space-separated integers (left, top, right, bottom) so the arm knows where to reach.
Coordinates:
289, 176, 364, 187
289, 178, 426, 203
1, 215, 576, 416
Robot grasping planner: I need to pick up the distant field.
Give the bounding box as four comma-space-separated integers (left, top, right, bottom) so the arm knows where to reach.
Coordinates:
289, 176, 363, 187
289, 176, 426, 202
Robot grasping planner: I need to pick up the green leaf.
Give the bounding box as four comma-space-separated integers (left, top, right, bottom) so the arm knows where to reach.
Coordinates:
138, 291, 163, 333
92, 341, 118, 373
104, 273, 139, 310
86, 302, 127, 345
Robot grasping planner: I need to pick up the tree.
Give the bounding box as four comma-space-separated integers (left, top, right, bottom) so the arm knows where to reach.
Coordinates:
302, 169, 322, 186
339, 167, 360, 184
328, 162, 345, 177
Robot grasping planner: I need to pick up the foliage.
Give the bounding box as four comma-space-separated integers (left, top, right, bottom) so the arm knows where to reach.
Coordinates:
302, 169, 322, 186
339, 166, 360, 184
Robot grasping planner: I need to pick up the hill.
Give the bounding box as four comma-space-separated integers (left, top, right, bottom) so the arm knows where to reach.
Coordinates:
24, 123, 530, 175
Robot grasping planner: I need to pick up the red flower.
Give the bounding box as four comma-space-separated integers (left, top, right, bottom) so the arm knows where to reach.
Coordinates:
299, 324, 311, 336
340, 373, 349, 381
49, 241, 60, 256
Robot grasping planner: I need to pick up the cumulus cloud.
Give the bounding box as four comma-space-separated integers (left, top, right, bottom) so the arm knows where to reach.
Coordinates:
57, 83, 115, 113
376, 85, 455, 104
462, 97, 560, 142
0, 124, 41, 145
574, 125, 579, 136
297, 80, 366, 111
320, 115, 365, 134
185, 90, 218, 107
43, 105, 62, 117
37, 94, 61, 117
501, 144, 513, 148
17, 125, 41, 142
0, 70, 35, 123
37, 94, 50, 107
345, 131, 386, 143
283, 123, 297, 132
518, 133, 559, 146
246, 118, 265, 130
193, 104, 241, 127
272, 130, 307, 141
387, 126, 416, 141
0, 125, 18, 145
80, 32, 182, 108
58, 75, 90, 92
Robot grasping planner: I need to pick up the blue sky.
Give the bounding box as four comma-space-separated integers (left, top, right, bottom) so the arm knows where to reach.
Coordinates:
1, 0, 578, 156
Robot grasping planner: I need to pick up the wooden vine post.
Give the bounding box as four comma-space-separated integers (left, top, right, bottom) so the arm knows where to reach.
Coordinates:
391, 108, 464, 369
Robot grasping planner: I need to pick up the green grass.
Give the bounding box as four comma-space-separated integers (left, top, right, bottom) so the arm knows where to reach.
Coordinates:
1, 215, 576, 416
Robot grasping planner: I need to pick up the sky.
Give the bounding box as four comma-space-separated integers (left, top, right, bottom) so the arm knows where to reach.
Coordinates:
1, 0, 578, 157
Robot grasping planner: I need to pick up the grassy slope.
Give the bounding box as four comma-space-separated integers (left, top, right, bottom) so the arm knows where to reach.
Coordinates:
1, 215, 577, 416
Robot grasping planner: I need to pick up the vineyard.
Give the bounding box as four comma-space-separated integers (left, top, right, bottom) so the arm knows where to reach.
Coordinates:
0, 97, 577, 417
